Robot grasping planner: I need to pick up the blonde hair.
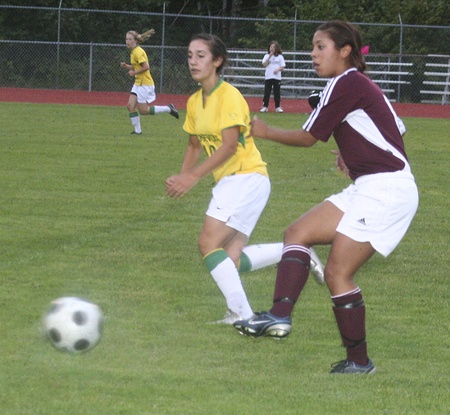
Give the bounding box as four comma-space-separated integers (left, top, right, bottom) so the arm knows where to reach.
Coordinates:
127, 29, 155, 44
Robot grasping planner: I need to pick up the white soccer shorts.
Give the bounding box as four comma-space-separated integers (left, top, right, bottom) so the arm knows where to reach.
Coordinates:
131, 85, 156, 104
326, 171, 418, 257
206, 173, 271, 237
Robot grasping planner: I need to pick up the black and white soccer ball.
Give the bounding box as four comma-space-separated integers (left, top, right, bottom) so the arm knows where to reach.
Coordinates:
43, 297, 103, 353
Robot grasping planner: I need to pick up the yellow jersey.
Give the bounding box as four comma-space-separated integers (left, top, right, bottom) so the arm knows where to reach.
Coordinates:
183, 79, 268, 183
130, 46, 154, 86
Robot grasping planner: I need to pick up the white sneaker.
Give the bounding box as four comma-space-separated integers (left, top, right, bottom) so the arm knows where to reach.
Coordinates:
310, 248, 325, 285
260, 107, 268, 113
275, 107, 284, 113
212, 309, 243, 325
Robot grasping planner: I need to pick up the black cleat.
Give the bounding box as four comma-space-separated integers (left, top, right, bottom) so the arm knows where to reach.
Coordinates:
233, 311, 291, 339
330, 359, 376, 374
168, 103, 179, 119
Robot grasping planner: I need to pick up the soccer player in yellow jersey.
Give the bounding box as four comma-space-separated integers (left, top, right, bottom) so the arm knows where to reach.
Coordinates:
120, 29, 179, 135
166, 34, 324, 324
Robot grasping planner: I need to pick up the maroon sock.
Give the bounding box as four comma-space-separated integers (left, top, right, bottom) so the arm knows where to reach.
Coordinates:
270, 245, 310, 317
332, 289, 369, 366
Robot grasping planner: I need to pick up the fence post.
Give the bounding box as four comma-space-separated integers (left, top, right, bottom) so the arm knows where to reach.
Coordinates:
293, 8, 297, 54
398, 14, 403, 102
444, 57, 450, 104
57, 0, 63, 89
89, 43, 93, 92
159, 2, 167, 93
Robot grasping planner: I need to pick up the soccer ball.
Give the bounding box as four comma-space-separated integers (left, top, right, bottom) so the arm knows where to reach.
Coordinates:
43, 297, 103, 353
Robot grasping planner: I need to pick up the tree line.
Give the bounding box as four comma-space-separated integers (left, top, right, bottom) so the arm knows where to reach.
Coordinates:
0, 1, 448, 55
1, 0, 448, 38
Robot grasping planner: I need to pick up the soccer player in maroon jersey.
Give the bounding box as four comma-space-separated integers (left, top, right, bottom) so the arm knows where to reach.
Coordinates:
233, 20, 419, 374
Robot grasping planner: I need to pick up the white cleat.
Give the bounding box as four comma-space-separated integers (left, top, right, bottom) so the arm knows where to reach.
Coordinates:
310, 248, 325, 285
211, 309, 243, 325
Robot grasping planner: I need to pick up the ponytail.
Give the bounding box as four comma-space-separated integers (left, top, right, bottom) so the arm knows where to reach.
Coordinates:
127, 29, 155, 44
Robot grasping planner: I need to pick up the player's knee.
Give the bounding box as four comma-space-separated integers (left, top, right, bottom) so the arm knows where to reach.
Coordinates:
283, 223, 310, 245
283, 224, 296, 241
137, 108, 149, 115
136, 104, 149, 115
324, 263, 349, 290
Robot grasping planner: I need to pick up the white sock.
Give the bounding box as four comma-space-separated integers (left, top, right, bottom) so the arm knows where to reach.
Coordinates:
130, 113, 141, 133
210, 257, 253, 318
241, 242, 283, 271
151, 105, 170, 114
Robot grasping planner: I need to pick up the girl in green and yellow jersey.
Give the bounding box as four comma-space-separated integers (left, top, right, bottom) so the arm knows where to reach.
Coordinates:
166, 34, 323, 324
120, 29, 179, 135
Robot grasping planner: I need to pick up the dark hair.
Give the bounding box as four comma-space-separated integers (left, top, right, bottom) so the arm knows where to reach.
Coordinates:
267, 40, 282, 56
316, 20, 366, 73
189, 33, 228, 73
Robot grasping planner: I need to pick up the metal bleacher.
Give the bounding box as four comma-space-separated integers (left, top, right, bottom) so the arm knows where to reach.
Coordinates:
222, 50, 426, 103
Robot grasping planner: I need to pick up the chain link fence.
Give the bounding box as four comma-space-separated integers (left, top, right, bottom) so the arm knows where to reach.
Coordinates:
0, 5, 449, 103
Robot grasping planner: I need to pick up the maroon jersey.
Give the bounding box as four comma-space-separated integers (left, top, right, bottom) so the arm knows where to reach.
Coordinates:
303, 68, 410, 181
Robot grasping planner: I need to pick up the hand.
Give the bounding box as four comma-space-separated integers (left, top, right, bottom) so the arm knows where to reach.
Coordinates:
120, 62, 128, 69
331, 150, 349, 177
250, 116, 268, 139
128, 69, 135, 77
165, 174, 199, 198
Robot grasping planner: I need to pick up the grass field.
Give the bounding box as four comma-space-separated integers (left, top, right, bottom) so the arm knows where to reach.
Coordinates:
0, 102, 448, 415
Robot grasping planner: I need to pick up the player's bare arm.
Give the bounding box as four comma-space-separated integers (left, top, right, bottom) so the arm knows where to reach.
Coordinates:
166, 136, 202, 198
166, 128, 239, 198
132, 61, 149, 76
191, 126, 239, 178
251, 115, 318, 147
124, 61, 149, 77
180, 135, 203, 174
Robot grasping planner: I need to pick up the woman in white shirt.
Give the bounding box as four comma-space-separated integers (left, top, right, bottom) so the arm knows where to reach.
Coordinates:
260, 41, 286, 113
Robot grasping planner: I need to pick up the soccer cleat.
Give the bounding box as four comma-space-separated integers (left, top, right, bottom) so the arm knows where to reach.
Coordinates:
260, 106, 268, 113
275, 107, 284, 113
131, 131, 142, 135
330, 359, 376, 374
168, 103, 179, 119
233, 311, 291, 338
310, 248, 325, 285
212, 309, 243, 325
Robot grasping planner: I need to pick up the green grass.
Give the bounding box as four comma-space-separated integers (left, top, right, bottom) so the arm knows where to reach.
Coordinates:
0, 102, 449, 415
